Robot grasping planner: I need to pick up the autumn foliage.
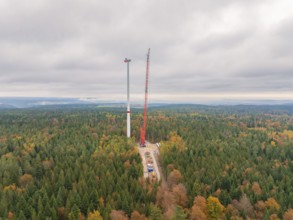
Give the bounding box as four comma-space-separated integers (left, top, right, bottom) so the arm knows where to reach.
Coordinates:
191, 196, 208, 220
110, 210, 128, 220
284, 209, 293, 220
206, 196, 225, 219
87, 210, 103, 220
19, 173, 34, 188
1, 103, 293, 219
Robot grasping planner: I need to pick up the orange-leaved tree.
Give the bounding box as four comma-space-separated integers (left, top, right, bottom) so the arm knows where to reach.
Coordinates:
284, 209, 293, 220
190, 196, 207, 220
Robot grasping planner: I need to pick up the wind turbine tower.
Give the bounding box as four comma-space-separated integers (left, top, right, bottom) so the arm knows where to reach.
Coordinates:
124, 58, 131, 138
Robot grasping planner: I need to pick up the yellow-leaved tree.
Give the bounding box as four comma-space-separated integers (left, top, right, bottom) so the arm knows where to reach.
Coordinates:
206, 196, 224, 219
160, 132, 186, 155
87, 210, 103, 220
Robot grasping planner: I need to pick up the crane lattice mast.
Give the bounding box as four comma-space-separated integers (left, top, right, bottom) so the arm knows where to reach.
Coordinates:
140, 48, 150, 146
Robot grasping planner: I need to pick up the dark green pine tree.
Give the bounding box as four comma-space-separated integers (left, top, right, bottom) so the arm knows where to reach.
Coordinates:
64, 174, 72, 190
56, 187, 66, 207
31, 209, 38, 220
0, 193, 8, 217
18, 210, 27, 220
43, 201, 52, 218
84, 192, 91, 214
41, 192, 50, 208
121, 195, 131, 215
116, 195, 123, 210
68, 204, 80, 220
17, 196, 31, 219
65, 193, 75, 216
264, 208, 270, 220
50, 196, 58, 210
129, 164, 139, 179
35, 159, 43, 180
170, 206, 187, 220
149, 204, 163, 220
50, 207, 57, 220
89, 190, 98, 206
37, 196, 44, 214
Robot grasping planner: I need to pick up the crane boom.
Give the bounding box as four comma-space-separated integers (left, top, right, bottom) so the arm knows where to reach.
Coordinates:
140, 48, 150, 146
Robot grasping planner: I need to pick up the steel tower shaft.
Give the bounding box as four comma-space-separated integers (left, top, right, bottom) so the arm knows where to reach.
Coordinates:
124, 58, 131, 138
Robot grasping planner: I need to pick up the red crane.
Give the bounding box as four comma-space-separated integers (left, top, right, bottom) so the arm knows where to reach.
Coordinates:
140, 48, 150, 147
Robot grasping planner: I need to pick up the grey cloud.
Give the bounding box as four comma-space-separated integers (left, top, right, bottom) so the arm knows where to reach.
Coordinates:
235, 67, 293, 79
194, 31, 252, 54
0, 0, 292, 100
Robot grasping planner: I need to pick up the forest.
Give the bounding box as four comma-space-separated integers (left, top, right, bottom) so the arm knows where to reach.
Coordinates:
0, 104, 293, 219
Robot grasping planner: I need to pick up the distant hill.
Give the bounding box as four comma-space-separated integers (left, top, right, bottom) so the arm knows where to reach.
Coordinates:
0, 97, 292, 109
0, 103, 16, 109
0, 97, 104, 108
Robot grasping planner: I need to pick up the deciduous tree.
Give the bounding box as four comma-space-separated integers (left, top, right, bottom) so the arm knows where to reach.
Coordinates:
130, 211, 147, 220
206, 196, 224, 219
19, 174, 33, 188
172, 183, 188, 207
265, 198, 280, 213
110, 210, 128, 220
167, 169, 182, 188
88, 210, 103, 220
283, 209, 293, 220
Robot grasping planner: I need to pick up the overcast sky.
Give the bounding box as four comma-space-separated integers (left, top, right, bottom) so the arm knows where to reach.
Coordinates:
0, 0, 292, 102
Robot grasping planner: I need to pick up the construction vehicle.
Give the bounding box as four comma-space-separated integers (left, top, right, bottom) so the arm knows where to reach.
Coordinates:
147, 163, 154, 172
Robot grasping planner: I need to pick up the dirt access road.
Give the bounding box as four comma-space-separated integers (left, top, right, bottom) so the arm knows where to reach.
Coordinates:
138, 141, 161, 181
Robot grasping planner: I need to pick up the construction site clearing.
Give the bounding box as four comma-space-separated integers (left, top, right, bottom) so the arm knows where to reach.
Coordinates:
138, 141, 161, 182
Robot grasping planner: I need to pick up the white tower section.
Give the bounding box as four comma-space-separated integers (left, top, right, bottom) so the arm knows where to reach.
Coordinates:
124, 58, 131, 138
